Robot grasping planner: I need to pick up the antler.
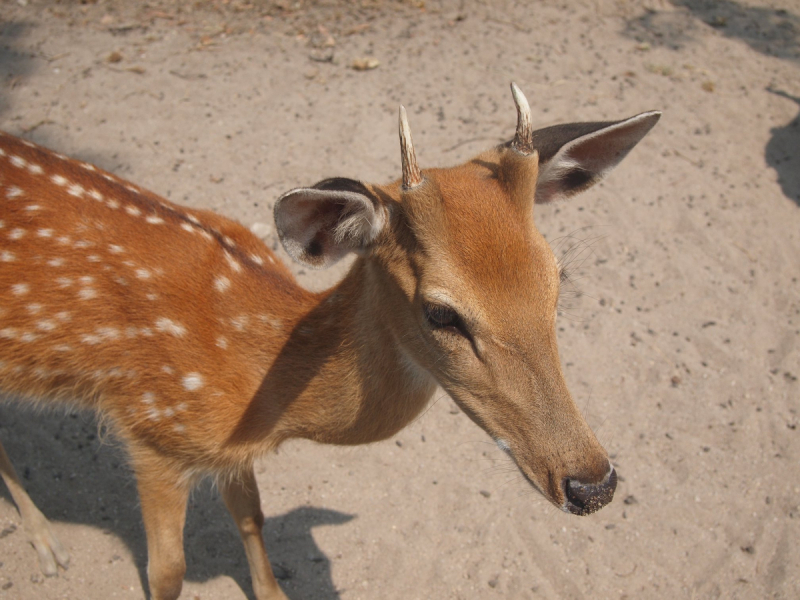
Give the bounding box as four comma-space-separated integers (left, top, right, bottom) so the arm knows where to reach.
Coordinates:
399, 105, 423, 189
510, 82, 534, 155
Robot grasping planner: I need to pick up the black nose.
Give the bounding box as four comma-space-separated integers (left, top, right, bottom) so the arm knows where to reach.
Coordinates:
563, 467, 618, 516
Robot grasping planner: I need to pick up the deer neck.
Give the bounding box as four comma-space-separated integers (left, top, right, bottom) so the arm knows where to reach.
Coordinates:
236, 258, 437, 450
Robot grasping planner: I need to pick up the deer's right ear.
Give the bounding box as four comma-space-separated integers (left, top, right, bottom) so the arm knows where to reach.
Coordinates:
274, 178, 386, 269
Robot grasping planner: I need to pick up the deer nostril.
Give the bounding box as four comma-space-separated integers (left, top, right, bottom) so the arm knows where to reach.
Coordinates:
563, 467, 618, 516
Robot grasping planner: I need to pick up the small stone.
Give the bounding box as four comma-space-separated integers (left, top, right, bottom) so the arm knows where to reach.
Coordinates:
309, 48, 334, 63
480, 490, 491, 498
351, 57, 380, 71
107, 51, 123, 63
623, 495, 637, 505
250, 222, 272, 239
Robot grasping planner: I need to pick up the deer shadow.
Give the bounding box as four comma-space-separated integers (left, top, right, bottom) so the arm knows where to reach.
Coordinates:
0, 21, 39, 120
765, 88, 800, 207
0, 404, 353, 600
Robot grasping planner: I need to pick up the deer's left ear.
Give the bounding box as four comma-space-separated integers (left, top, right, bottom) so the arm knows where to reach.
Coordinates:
274, 178, 386, 269
534, 111, 661, 204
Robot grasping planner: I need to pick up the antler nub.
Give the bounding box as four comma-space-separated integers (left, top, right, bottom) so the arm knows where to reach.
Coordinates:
510, 82, 534, 156
399, 105, 423, 189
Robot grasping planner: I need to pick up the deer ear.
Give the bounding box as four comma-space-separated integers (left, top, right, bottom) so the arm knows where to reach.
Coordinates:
534, 111, 661, 204
274, 178, 386, 269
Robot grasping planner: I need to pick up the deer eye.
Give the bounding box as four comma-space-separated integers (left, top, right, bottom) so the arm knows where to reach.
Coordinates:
424, 303, 468, 337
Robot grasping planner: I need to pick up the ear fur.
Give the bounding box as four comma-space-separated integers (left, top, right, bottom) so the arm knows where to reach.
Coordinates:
274, 178, 386, 269
534, 111, 661, 203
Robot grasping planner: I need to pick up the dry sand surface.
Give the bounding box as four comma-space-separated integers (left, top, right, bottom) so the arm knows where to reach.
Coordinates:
1, 0, 799, 598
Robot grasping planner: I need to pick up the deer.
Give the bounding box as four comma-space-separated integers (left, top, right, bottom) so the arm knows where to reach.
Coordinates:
0, 83, 659, 600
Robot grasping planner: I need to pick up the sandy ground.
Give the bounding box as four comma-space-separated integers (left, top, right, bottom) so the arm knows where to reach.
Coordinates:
1, 0, 799, 598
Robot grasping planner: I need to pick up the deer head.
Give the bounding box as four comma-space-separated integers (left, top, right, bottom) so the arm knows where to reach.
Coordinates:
275, 84, 660, 515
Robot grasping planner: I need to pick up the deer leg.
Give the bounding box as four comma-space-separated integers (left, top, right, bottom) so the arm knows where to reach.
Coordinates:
0, 439, 69, 576
133, 450, 191, 600
220, 466, 288, 600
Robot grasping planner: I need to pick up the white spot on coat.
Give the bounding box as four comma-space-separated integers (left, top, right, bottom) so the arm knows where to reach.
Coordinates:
48, 258, 65, 267
142, 392, 156, 405
8, 228, 25, 240
37, 229, 53, 238
182, 373, 204, 391
146, 215, 164, 225
10, 156, 26, 168
89, 189, 103, 201
78, 288, 98, 300
67, 183, 85, 197
1, 251, 14, 262
36, 320, 57, 332
6, 186, 23, 199
155, 317, 186, 337
224, 252, 242, 273
96, 327, 120, 340
109, 244, 124, 254
27, 163, 44, 175
125, 206, 142, 217
216, 336, 228, 349
214, 276, 231, 292
135, 268, 151, 279
24, 204, 41, 211
230, 316, 248, 332
26, 303, 42, 314
11, 283, 29, 296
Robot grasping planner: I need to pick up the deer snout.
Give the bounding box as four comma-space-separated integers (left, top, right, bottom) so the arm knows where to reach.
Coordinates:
562, 464, 617, 516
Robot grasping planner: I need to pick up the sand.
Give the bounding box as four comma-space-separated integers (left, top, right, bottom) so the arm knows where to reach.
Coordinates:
0, 0, 799, 598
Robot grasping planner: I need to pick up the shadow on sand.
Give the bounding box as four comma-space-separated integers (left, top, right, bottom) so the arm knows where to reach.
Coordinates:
622, 1, 800, 206
765, 88, 800, 207
0, 405, 354, 600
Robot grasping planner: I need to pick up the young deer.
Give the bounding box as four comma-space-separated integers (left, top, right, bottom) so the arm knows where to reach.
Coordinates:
0, 84, 659, 599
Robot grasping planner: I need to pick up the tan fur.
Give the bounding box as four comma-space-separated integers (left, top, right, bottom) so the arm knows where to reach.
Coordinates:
0, 123, 618, 599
